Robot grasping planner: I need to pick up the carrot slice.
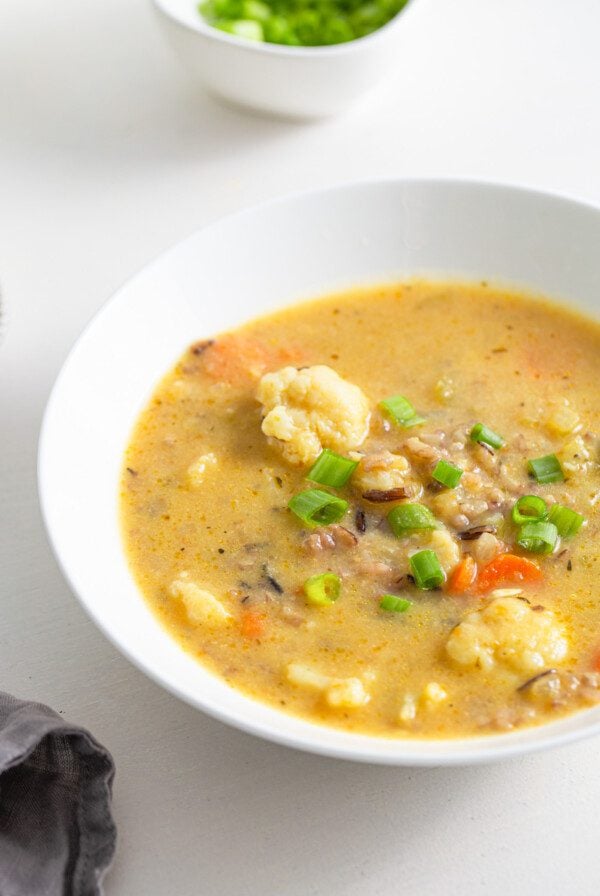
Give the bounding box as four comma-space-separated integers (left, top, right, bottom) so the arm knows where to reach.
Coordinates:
202, 335, 301, 385
240, 609, 265, 639
476, 553, 542, 593
521, 344, 575, 382
447, 556, 477, 595
591, 650, 600, 673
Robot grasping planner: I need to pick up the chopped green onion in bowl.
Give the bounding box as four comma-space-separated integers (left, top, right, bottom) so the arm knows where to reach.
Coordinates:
288, 488, 348, 526
198, 0, 410, 46
388, 504, 438, 537
470, 422, 505, 450
516, 520, 558, 555
548, 503, 585, 538
304, 572, 341, 606
379, 393, 425, 428
307, 448, 358, 488
217, 18, 265, 39
528, 454, 565, 484
410, 550, 445, 590
511, 494, 548, 525
432, 460, 463, 489
379, 594, 412, 613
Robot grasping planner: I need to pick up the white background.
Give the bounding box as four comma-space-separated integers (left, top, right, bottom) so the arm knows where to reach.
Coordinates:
2, 1, 600, 893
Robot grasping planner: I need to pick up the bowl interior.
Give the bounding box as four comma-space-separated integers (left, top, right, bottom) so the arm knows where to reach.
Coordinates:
154, 0, 414, 47
39, 179, 600, 764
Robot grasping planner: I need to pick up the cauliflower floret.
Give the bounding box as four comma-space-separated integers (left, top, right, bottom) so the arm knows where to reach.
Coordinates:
397, 683, 448, 726
427, 529, 460, 575
327, 679, 370, 709
353, 450, 411, 493
286, 664, 330, 690
471, 532, 504, 567
286, 662, 370, 709
434, 376, 455, 403
187, 452, 217, 487
559, 434, 591, 473
257, 365, 370, 465
446, 597, 568, 675
398, 693, 417, 724
546, 400, 580, 436
431, 489, 461, 524
421, 681, 448, 707
169, 573, 230, 625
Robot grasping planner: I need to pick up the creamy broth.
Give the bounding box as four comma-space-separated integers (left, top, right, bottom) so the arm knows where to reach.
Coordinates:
121, 282, 600, 737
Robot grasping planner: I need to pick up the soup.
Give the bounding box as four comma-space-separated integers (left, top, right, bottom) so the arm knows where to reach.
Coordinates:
121, 281, 600, 738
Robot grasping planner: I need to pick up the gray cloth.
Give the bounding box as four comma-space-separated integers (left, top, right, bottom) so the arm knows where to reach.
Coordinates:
0, 692, 116, 896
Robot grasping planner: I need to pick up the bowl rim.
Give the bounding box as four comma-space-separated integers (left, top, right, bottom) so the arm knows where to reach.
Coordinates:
38, 176, 600, 766
152, 0, 422, 57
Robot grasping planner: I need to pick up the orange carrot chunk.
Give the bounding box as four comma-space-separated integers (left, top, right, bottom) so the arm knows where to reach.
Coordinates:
447, 556, 477, 595
240, 610, 266, 639
203, 335, 301, 385
476, 553, 542, 593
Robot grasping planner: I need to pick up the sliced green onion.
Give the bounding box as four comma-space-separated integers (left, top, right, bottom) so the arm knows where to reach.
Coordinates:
470, 423, 505, 450
288, 489, 348, 527
516, 521, 558, 554
216, 18, 264, 39
263, 14, 299, 44
304, 572, 341, 607
410, 550, 445, 590
241, 0, 270, 21
528, 454, 565, 484
388, 504, 438, 537
548, 503, 585, 538
432, 460, 463, 489
379, 394, 425, 428
199, 0, 411, 47
511, 495, 548, 525
306, 449, 358, 488
379, 594, 412, 613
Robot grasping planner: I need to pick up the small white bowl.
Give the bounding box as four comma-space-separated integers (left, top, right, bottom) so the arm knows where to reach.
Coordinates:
152, 0, 426, 118
39, 179, 600, 765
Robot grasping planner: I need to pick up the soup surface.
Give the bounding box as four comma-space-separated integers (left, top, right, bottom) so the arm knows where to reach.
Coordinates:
121, 281, 600, 738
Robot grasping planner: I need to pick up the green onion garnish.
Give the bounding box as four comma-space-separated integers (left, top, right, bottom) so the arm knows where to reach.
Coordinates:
306, 448, 358, 488
379, 594, 412, 613
379, 394, 425, 428
432, 460, 463, 489
242, 0, 271, 20
470, 423, 505, 450
548, 503, 585, 538
511, 495, 548, 525
516, 521, 559, 554
528, 454, 565, 484
409, 550, 445, 590
288, 489, 348, 527
217, 18, 264, 39
304, 572, 341, 607
388, 504, 438, 537
198, 0, 410, 47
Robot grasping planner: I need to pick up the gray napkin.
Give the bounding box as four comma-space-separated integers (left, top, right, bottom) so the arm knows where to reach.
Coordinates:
0, 692, 116, 896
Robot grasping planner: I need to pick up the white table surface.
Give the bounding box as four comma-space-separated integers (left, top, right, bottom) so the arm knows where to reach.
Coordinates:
2, 0, 600, 893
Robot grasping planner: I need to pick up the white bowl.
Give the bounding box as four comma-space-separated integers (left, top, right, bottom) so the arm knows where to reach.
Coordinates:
39, 179, 600, 765
152, 0, 426, 118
